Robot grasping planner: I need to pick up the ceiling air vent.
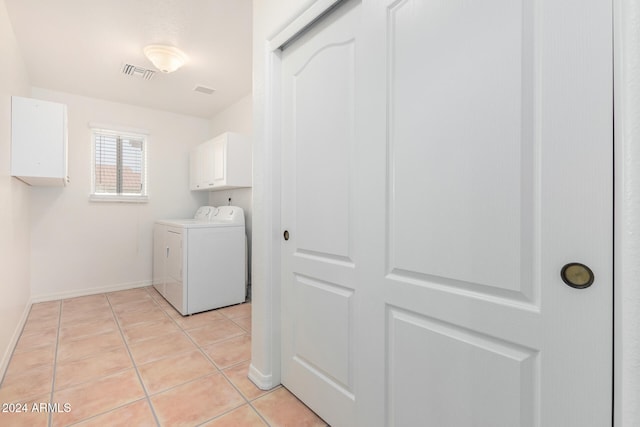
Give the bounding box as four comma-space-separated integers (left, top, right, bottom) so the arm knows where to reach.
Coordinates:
121, 64, 155, 80
193, 85, 216, 95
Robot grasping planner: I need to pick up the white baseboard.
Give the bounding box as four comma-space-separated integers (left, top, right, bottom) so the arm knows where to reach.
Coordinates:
30, 280, 152, 304
0, 302, 31, 383
248, 363, 279, 391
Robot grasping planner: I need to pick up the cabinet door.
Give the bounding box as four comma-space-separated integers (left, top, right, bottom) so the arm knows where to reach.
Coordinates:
202, 140, 217, 189
11, 96, 67, 185
212, 138, 226, 186
189, 146, 201, 190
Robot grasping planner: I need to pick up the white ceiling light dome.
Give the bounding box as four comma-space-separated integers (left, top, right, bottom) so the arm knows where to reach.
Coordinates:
143, 44, 188, 73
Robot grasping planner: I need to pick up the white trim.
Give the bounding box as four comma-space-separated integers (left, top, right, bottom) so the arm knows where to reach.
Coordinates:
248, 363, 277, 390
0, 303, 31, 383
614, 0, 640, 425
90, 127, 148, 200
252, 0, 342, 399
269, 0, 343, 50
89, 194, 149, 203
29, 280, 152, 303
88, 122, 149, 136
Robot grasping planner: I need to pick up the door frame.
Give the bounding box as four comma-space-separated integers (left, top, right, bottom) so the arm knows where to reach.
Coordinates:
249, 0, 639, 425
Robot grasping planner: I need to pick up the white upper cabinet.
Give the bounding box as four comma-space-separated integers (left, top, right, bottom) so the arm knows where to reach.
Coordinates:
190, 132, 251, 191
11, 96, 69, 186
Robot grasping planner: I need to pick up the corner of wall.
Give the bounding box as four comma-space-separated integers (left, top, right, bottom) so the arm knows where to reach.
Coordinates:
0, 0, 33, 379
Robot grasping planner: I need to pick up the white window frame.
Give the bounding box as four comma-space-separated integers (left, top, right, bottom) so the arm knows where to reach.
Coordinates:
89, 124, 149, 203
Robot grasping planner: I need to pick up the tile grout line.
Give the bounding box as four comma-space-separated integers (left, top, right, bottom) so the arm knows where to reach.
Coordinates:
106, 291, 162, 427
49, 294, 142, 427
139, 288, 255, 422
145, 290, 225, 377
148, 290, 272, 426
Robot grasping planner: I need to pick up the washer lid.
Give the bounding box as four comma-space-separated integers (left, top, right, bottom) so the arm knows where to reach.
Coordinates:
194, 206, 218, 221
211, 206, 245, 225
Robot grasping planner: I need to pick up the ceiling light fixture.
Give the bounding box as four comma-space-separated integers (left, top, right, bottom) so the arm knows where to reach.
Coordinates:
143, 44, 188, 73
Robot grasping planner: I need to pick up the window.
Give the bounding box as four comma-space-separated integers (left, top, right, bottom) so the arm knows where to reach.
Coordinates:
91, 127, 148, 202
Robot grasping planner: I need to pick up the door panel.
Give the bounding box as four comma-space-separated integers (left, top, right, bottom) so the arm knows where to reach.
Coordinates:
388, 0, 534, 297
280, 0, 612, 425
355, 0, 612, 426
281, 1, 360, 426
388, 307, 537, 427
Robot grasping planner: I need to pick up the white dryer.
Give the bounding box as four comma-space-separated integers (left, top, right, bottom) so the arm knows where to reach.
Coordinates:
153, 206, 246, 315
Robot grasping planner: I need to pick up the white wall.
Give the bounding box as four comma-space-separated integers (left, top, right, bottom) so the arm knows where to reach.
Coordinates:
0, 0, 32, 375
615, 0, 640, 425
28, 88, 210, 300
250, 0, 316, 389
208, 94, 253, 286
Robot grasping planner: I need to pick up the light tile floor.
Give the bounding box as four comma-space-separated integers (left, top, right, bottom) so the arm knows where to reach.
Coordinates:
0, 287, 328, 427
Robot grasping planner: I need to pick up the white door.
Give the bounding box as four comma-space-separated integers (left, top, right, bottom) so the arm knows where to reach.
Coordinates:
280, 0, 613, 425
280, 1, 360, 426
354, 0, 613, 426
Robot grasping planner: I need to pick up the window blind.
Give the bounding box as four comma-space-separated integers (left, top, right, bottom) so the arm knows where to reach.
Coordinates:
93, 129, 146, 197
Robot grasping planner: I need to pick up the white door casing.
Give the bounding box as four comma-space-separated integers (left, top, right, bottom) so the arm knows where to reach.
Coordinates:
279, 0, 613, 425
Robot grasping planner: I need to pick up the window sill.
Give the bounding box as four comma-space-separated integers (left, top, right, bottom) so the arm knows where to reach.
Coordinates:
89, 194, 149, 203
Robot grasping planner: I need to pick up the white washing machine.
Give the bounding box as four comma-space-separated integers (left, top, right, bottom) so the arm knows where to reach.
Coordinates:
153, 206, 246, 315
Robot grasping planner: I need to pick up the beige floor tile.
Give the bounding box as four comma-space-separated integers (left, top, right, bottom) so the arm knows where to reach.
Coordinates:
231, 315, 251, 333
59, 308, 114, 326
186, 319, 246, 347
25, 310, 59, 326
6, 344, 55, 372
72, 398, 157, 427
57, 330, 125, 363
62, 294, 108, 307
121, 317, 181, 344
61, 295, 110, 314
203, 335, 251, 369
0, 365, 54, 402
106, 288, 153, 306
21, 321, 58, 338
115, 307, 168, 328
15, 328, 58, 352
111, 299, 159, 315
163, 304, 184, 319
252, 387, 328, 427
58, 317, 118, 342
223, 361, 276, 401
153, 296, 173, 308
151, 374, 244, 426
28, 301, 60, 318
30, 300, 61, 315
0, 393, 50, 427
138, 349, 216, 394
172, 309, 225, 330
51, 369, 145, 426
218, 303, 251, 319
202, 405, 267, 427
128, 331, 197, 365
55, 346, 133, 390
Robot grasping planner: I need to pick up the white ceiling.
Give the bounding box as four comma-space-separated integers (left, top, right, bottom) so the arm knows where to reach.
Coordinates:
4, 0, 252, 119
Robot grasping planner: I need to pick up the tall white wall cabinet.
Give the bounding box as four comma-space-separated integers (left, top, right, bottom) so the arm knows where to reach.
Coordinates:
11, 96, 69, 186
190, 132, 251, 191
